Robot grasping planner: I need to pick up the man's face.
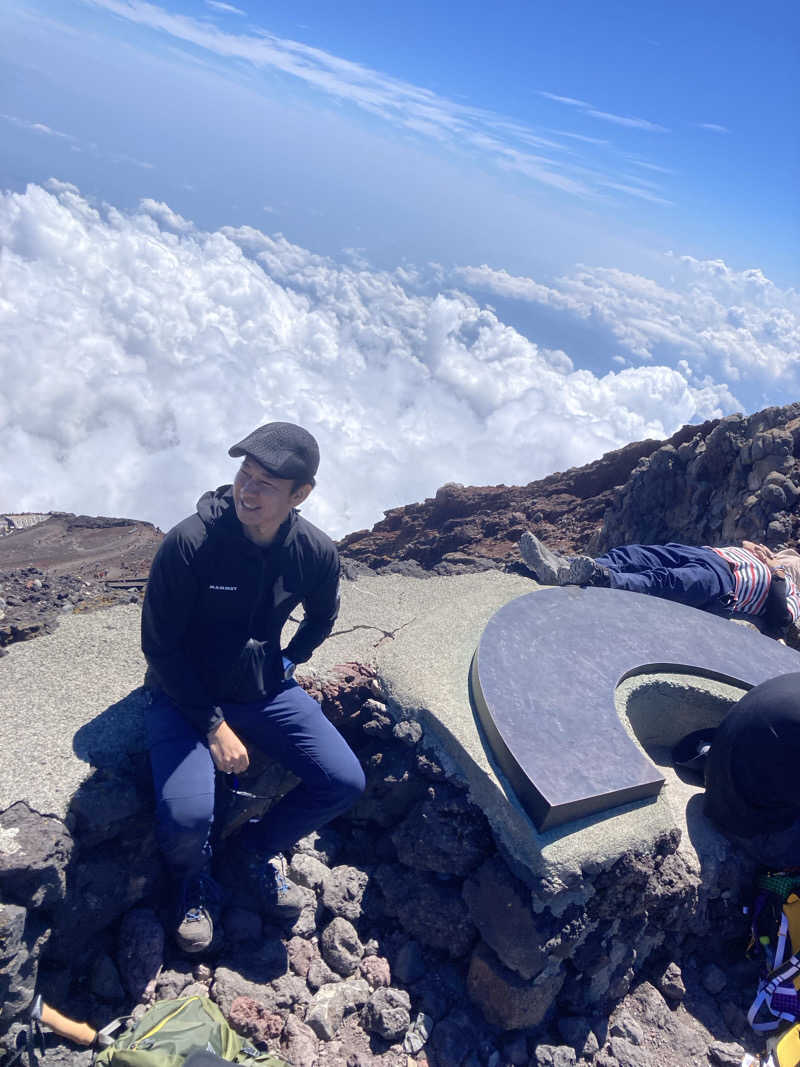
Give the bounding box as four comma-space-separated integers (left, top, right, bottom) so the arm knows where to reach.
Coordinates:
233, 456, 311, 538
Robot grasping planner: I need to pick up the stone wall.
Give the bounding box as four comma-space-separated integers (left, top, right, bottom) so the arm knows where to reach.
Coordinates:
592, 405, 800, 553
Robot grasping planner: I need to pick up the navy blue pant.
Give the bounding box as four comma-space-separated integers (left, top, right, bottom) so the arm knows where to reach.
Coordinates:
145, 682, 366, 879
595, 543, 735, 608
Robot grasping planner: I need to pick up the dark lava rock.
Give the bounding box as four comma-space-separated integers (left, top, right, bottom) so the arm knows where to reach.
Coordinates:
0, 803, 73, 910
391, 787, 494, 877
0, 903, 49, 1025
375, 864, 476, 957
362, 986, 411, 1041
429, 1007, 479, 1067
321, 865, 369, 922
462, 853, 546, 979
320, 916, 364, 977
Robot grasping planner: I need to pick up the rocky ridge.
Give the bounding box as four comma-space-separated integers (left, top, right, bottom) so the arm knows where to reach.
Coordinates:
340, 404, 800, 573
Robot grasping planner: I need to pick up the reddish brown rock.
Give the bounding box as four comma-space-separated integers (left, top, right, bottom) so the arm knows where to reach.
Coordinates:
301, 664, 379, 728
228, 997, 284, 1044
359, 954, 391, 989
287, 935, 316, 978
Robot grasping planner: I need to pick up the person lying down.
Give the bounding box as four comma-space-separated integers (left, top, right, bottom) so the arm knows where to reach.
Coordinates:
519, 533, 800, 643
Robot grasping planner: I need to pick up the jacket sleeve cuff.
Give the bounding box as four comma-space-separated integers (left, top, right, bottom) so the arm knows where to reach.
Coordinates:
283, 638, 306, 664
179, 703, 225, 735
206, 705, 225, 733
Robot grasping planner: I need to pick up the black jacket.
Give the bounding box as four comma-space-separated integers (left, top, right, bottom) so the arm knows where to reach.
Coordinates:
704, 672, 800, 837
141, 486, 340, 734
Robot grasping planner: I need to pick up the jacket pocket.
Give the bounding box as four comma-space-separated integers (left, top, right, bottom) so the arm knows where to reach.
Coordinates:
222, 638, 281, 702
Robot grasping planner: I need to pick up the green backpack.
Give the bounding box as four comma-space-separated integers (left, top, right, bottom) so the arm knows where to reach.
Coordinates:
94, 995, 288, 1067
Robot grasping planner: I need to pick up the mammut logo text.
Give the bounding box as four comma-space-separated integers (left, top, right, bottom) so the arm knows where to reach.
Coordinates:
209, 584, 238, 591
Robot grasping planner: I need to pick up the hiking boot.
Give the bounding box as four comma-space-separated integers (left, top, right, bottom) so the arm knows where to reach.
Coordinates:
172, 871, 221, 954
568, 556, 611, 587
519, 532, 609, 587
240, 849, 306, 919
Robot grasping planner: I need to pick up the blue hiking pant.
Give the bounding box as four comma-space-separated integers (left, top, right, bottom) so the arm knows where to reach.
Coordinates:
594, 543, 735, 609
145, 681, 366, 879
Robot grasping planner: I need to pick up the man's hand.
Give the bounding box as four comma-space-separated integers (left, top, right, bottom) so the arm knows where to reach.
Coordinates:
207, 721, 250, 774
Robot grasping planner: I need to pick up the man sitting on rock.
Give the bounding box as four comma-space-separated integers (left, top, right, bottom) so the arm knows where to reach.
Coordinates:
141, 422, 365, 953
519, 533, 800, 642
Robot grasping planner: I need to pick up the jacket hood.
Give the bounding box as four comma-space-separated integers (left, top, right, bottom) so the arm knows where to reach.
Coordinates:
196, 484, 236, 529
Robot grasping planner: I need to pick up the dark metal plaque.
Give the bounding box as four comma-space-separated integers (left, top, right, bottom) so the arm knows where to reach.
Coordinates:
470, 586, 800, 831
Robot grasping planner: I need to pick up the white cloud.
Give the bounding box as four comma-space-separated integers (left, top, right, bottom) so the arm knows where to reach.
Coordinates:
1, 113, 77, 142
1, 113, 154, 171
537, 92, 592, 109
77, 0, 673, 205
205, 0, 246, 14
697, 122, 729, 134
454, 258, 800, 386
585, 109, 670, 133
551, 130, 610, 146
597, 181, 673, 206
631, 159, 676, 174
139, 198, 194, 231
537, 92, 669, 133
0, 184, 740, 537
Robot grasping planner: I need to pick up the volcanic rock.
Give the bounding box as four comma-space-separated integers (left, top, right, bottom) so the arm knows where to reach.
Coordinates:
320, 916, 364, 977
362, 986, 411, 1041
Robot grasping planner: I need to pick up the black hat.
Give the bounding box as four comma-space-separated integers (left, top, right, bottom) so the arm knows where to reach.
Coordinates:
228, 422, 320, 485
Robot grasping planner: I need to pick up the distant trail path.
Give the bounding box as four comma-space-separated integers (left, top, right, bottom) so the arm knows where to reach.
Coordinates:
0, 513, 163, 654
0, 512, 163, 578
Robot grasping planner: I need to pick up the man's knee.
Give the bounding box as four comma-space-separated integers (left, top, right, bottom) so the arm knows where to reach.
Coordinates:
155, 791, 214, 874
321, 753, 366, 812
158, 791, 215, 837
337, 759, 366, 804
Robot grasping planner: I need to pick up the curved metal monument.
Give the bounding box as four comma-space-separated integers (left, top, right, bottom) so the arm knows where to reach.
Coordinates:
470, 586, 800, 831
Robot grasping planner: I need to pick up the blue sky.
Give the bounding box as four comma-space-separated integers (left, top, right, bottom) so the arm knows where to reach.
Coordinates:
0, 0, 798, 533
3, 0, 798, 282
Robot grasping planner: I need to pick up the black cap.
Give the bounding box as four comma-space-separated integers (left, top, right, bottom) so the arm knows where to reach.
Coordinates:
228, 422, 320, 485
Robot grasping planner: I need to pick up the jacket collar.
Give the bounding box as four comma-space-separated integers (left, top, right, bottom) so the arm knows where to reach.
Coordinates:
211, 486, 298, 552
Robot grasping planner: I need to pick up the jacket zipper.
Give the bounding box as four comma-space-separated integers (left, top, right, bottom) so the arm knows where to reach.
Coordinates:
129, 996, 200, 1050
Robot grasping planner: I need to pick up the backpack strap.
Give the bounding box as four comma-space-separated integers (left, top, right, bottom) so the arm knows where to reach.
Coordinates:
748, 953, 800, 1032
776, 912, 791, 971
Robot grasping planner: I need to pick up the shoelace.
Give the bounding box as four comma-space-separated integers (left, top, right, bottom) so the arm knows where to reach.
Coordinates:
249, 852, 291, 898
274, 854, 290, 897
182, 872, 221, 922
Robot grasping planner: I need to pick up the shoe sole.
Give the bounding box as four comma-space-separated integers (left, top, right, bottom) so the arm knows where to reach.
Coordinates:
519, 532, 564, 584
